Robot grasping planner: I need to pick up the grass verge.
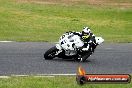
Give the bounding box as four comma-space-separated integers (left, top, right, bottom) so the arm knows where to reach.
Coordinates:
0, 76, 131, 88
0, 0, 132, 42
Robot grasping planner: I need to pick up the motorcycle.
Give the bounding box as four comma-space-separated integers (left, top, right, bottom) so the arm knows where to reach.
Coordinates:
44, 32, 104, 62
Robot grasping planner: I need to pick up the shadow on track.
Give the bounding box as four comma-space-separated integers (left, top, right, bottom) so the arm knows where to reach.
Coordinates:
44, 57, 92, 63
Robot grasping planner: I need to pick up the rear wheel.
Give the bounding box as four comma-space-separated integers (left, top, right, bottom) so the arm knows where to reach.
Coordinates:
44, 46, 58, 60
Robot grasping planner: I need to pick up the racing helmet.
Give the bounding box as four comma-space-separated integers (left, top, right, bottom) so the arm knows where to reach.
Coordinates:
82, 27, 91, 34
82, 27, 91, 40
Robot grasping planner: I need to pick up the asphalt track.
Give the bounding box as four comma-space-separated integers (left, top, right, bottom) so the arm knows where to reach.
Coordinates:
0, 42, 132, 75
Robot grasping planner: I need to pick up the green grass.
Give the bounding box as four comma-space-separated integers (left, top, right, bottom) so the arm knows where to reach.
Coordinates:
0, 76, 131, 88
0, 0, 132, 42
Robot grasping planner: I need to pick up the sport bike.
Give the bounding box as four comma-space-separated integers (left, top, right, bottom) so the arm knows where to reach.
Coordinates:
44, 32, 104, 62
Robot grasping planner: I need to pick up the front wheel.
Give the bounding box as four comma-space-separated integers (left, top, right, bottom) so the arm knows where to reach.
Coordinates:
44, 46, 58, 60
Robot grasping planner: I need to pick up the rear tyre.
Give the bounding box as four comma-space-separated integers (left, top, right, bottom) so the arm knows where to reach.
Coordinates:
44, 46, 58, 60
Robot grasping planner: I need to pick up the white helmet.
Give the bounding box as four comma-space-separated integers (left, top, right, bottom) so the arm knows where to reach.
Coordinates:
82, 27, 91, 35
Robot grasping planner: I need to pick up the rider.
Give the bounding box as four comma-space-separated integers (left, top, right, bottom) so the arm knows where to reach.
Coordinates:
81, 27, 96, 52
72, 26, 96, 53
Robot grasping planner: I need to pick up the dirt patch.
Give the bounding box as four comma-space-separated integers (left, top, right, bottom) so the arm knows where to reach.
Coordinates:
85, 0, 132, 8
17, 0, 58, 5
17, 0, 132, 8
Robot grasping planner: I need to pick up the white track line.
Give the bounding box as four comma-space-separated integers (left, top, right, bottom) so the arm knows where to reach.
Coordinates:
11, 75, 29, 77
37, 74, 76, 76
0, 41, 13, 42
13, 75, 55, 77
0, 76, 10, 79
1, 74, 76, 78
34, 76, 55, 78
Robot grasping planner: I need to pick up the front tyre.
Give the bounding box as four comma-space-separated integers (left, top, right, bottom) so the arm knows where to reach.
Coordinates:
44, 46, 58, 60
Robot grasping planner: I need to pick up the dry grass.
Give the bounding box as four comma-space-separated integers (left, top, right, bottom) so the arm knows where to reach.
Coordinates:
17, 0, 132, 8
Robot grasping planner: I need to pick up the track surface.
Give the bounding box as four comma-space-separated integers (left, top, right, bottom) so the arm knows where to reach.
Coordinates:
0, 42, 132, 75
